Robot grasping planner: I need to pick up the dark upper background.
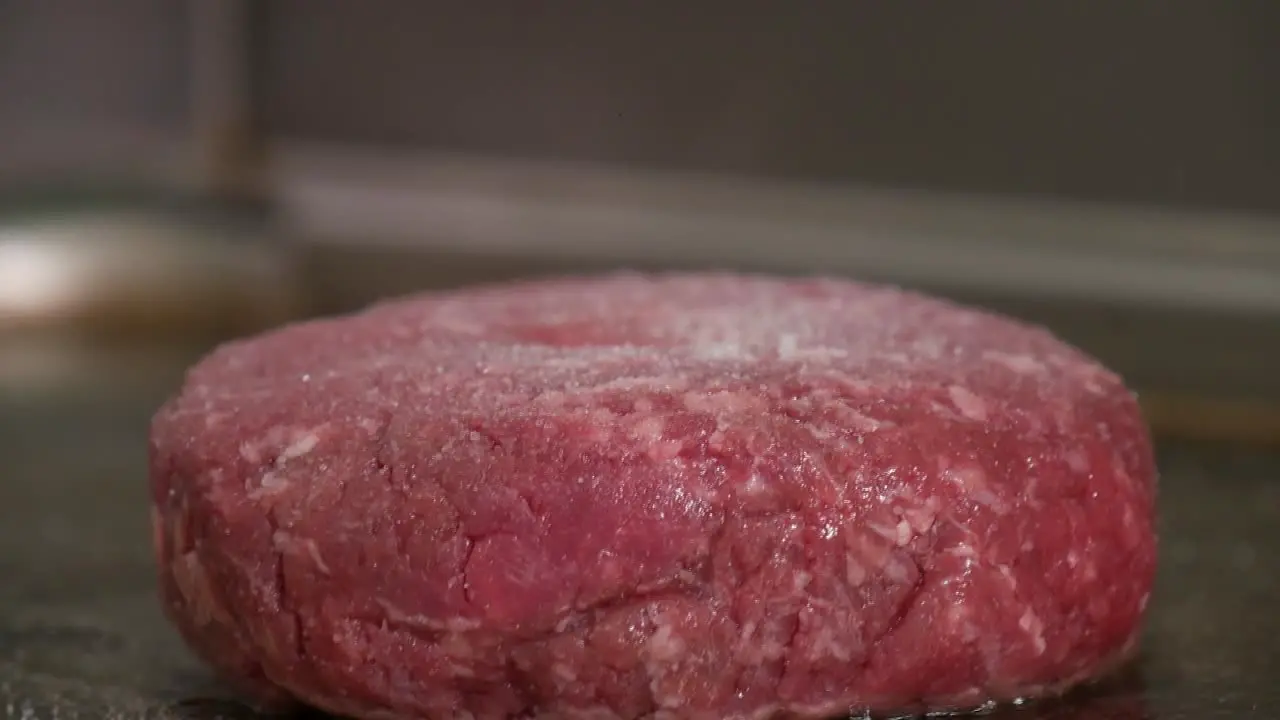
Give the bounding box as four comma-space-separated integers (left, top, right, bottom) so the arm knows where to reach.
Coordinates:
262, 2, 1280, 214
3, 1, 1279, 212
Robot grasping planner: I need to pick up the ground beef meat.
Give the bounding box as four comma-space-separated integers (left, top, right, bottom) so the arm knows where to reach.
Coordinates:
149, 273, 1157, 720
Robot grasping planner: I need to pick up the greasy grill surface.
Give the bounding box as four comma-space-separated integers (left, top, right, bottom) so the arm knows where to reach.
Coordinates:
0, 348, 1275, 720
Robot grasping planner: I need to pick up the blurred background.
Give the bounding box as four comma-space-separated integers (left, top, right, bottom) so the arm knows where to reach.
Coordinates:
3, 0, 1280, 439
2, 0, 1280, 429
0, 4, 1278, 718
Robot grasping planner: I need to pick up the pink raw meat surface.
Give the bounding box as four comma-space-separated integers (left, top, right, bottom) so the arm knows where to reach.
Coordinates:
149, 273, 1157, 720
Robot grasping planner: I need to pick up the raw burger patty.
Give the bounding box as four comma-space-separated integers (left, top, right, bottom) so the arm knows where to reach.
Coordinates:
150, 273, 1157, 720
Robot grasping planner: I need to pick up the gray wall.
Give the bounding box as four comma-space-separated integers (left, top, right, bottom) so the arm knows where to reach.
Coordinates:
0, 0, 189, 184
264, 2, 1280, 214
0, 2, 1276, 214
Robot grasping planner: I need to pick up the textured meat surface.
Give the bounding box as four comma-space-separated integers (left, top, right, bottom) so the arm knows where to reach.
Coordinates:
149, 273, 1157, 720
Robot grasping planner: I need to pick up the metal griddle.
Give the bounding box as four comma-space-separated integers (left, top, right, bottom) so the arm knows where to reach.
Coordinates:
0, 340, 1275, 720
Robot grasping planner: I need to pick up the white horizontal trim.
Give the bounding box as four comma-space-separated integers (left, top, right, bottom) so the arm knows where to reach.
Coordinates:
271, 142, 1280, 315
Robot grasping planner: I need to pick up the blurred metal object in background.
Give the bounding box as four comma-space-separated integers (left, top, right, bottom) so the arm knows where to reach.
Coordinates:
0, 0, 283, 394
0, 211, 301, 393
190, 0, 268, 202
0, 213, 294, 334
